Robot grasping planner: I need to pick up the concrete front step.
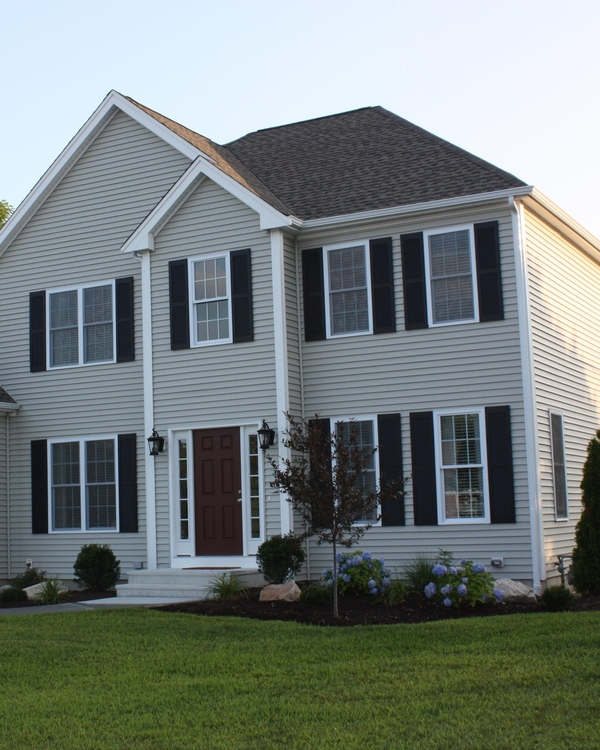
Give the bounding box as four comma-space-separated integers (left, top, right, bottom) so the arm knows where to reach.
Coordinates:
116, 567, 265, 599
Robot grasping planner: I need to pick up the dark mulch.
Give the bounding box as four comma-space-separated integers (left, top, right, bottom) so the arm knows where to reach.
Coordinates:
0, 589, 117, 609
157, 587, 600, 627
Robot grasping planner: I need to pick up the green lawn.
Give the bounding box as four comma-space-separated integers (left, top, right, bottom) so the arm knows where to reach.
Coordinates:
0, 609, 598, 749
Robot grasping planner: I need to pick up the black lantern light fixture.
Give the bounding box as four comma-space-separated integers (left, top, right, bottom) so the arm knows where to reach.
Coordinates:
257, 420, 276, 451
147, 428, 165, 456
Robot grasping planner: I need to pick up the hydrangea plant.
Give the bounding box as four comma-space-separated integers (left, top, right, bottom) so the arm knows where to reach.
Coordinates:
322, 551, 391, 595
423, 555, 504, 607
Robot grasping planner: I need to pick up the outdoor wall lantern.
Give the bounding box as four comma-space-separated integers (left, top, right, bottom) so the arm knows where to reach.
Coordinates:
257, 420, 276, 451
147, 428, 165, 456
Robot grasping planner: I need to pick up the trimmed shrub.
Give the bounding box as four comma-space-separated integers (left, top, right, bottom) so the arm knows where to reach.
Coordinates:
542, 585, 574, 611
206, 572, 247, 601
572, 430, 600, 594
74, 544, 120, 591
10, 567, 46, 589
0, 586, 28, 603
299, 584, 331, 605
256, 534, 305, 584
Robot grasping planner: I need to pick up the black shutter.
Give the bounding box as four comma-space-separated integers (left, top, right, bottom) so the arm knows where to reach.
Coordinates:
401, 233, 428, 330
231, 249, 254, 343
378, 413, 404, 526
118, 433, 138, 533
31, 440, 48, 534
116, 277, 135, 362
30, 291, 46, 372
410, 411, 437, 525
485, 406, 516, 523
310, 418, 332, 528
169, 260, 190, 350
370, 237, 396, 334
302, 248, 326, 341
475, 221, 504, 322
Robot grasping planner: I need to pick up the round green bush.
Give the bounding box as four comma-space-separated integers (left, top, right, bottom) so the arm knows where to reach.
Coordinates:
74, 544, 121, 591
299, 584, 331, 605
0, 586, 28, 603
256, 534, 305, 584
541, 585, 574, 611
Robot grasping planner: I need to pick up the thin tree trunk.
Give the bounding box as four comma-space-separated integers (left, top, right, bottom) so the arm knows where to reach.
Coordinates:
332, 537, 339, 618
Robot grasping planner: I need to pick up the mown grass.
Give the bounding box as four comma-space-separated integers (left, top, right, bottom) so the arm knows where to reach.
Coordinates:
0, 609, 598, 749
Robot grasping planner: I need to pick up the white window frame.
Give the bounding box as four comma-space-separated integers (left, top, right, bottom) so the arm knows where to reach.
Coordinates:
323, 240, 373, 339
330, 414, 381, 526
549, 410, 569, 521
46, 280, 117, 369
423, 224, 479, 327
188, 253, 233, 348
433, 407, 490, 524
47, 434, 120, 533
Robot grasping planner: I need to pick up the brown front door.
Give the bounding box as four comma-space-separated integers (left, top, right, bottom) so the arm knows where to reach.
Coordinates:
193, 427, 243, 555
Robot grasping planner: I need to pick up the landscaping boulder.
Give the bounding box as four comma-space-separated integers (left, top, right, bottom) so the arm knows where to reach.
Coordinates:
0, 584, 12, 592
24, 582, 48, 599
259, 582, 301, 602
495, 579, 536, 603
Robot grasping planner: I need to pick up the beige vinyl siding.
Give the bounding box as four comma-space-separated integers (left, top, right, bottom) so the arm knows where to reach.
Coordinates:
0, 416, 6, 579
150, 178, 280, 565
524, 207, 599, 581
0, 110, 190, 577
298, 204, 532, 583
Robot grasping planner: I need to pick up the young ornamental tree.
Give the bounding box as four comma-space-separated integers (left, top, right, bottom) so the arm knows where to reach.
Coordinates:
571, 430, 600, 594
269, 414, 404, 617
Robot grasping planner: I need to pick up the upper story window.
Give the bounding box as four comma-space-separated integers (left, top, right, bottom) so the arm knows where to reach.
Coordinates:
48, 282, 115, 368
424, 226, 478, 326
326, 244, 371, 337
434, 409, 489, 524
50, 436, 118, 532
191, 256, 232, 345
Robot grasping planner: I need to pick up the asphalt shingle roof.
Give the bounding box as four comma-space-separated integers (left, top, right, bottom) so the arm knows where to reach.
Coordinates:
0, 386, 16, 404
128, 99, 526, 222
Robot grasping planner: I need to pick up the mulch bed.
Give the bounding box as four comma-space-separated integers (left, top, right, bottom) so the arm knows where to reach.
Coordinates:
157, 587, 600, 627
0, 589, 117, 609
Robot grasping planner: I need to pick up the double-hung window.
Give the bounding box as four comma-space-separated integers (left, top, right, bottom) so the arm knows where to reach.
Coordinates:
335, 417, 379, 523
435, 409, 489, 523
424, 226, 478, 326
48, 282, 115, 368
325, 243, 372, 337
190, 255, 232, 345
50, 437, 118, 532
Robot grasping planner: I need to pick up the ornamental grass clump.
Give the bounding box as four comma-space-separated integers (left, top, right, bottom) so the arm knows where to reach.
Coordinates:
423, 556, 504, 608
322, 551, 391, 596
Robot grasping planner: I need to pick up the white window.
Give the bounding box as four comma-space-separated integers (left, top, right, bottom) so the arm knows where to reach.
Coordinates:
325, 242, 372, 337
189, 255, 232, 346
248, 434, 261, 539
334, 417, 379, 524
549, 411, 568, 520
435, 409, 489, 523
50, 437, 118, 532
48, 282, 115, 368
424, 226, 478, 326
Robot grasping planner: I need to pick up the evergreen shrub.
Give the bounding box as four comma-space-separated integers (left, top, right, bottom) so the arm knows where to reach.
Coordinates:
572, 430, 600, 594
256, 534, 305, 584
74, 544, 120, 591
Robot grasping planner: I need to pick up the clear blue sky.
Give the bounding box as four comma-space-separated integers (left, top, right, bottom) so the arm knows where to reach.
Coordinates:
2, 0, 599, 235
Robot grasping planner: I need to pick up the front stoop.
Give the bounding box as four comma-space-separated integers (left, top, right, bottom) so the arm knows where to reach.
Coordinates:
114, 568, 265, 601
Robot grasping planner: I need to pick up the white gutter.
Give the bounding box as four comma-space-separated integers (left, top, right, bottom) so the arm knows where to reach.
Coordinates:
510, 195, 545, 594
138, 250, 157, 569
270, 229, 293, 534
6, 414, 10, 580
302, 186, 534, 229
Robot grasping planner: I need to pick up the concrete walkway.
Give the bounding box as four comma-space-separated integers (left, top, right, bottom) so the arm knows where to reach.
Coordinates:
0, 596, 195, 616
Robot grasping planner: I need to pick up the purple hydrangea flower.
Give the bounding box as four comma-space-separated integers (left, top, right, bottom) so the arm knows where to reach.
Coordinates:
379, 558, 386, 567
460, 559, 469, 565
362, 551, 372, 561
472, 563, 486, 574
493, 588, 505, 601
325, 579, 333, 587
322, 569, 330, 578
424, 582, 436, 598
336, 553, 345, 563
432, 564, 447, 576
462, 577, 469, 583
367, 579, 376, 589
457, 584, 467, 596
369, 587, 378, 594
352, 556, 362, 567
441, 585, 452, 596
449, 567, 458, 576
443, 598, 452, 607
343, 574, 351, 583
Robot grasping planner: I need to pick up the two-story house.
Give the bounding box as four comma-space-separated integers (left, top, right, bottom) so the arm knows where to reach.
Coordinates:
1, 91, 598, 594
